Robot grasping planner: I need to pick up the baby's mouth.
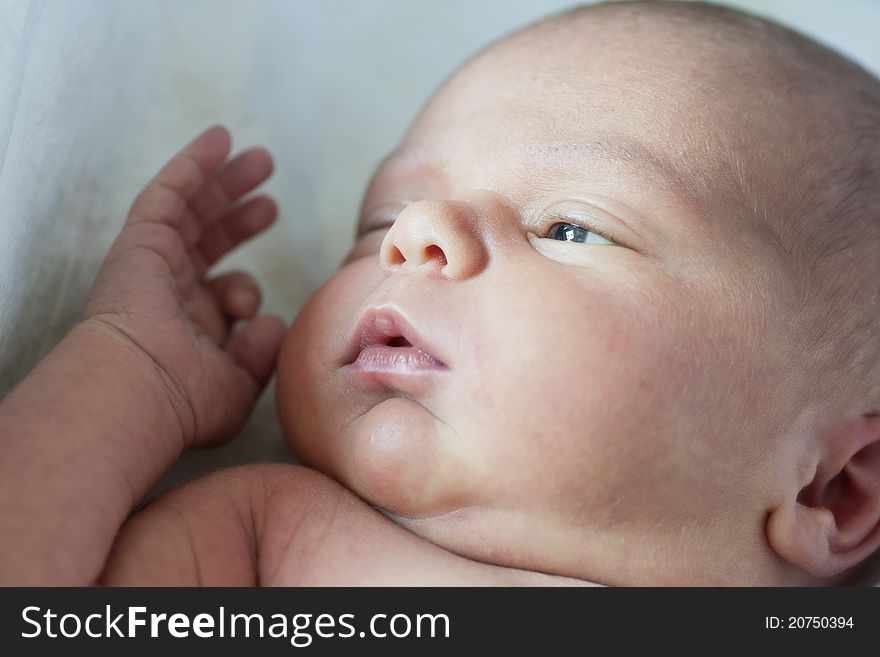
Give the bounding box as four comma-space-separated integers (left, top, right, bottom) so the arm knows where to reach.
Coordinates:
343, 307, 448, 379
352, 340, 446, 373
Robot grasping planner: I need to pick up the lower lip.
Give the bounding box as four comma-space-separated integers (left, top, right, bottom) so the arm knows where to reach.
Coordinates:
350, 344, 447, 375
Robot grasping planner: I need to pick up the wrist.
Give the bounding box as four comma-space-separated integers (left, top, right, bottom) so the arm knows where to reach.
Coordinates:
74, 316, 196, 450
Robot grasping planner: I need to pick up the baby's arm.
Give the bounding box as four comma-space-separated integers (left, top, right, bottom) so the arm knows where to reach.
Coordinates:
99, 464, 422, 585
0, 126, 284, 584
0, 321, 190, 584
100, 464, 360, 586
99, 465, 270, 585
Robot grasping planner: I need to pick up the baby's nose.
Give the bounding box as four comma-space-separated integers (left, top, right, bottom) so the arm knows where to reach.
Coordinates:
379, 199, 490, 280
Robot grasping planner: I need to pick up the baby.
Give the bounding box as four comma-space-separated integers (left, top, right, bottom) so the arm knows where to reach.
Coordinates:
1, 0, 879, 586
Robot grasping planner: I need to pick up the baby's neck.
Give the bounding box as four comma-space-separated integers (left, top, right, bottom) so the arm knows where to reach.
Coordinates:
379, 507, 606, 586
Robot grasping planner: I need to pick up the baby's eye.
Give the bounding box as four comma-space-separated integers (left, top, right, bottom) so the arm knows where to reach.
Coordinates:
359, 222, 394, 237
546, 222, 615, 245
358, 203, 406, 239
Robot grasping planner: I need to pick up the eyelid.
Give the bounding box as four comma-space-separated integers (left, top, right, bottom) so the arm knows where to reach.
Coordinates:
533, 203, 622, 246
357, 201, 409, 237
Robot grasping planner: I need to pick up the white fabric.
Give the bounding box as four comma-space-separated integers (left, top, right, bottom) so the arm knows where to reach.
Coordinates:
1, 0, 879, 582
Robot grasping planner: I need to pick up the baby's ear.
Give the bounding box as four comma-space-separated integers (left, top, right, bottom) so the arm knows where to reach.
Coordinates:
767, 414, 880, 580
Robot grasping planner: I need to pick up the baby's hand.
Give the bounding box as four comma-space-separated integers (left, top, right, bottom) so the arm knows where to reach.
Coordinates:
81, 126, 285, 447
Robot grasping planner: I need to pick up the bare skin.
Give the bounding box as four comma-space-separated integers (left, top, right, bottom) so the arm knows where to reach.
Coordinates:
101, 464, 591, 586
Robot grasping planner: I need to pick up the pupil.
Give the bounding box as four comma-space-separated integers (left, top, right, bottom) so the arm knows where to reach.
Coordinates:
550, 222, 586, 242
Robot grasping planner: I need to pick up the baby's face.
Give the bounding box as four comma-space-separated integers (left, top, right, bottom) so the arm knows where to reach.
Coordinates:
278, 14, 805, 584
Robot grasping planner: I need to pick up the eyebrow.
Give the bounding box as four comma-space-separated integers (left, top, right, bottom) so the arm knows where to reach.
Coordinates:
380, 137, 693, 196
518, 139, 691, 194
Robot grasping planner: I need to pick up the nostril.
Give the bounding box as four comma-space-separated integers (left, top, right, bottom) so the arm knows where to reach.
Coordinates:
424, 244, 447, 266
385, 245, 406, 266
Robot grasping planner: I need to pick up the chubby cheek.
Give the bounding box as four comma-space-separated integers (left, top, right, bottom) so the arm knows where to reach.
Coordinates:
276, 258, 382, 473
461, 268, 710, 525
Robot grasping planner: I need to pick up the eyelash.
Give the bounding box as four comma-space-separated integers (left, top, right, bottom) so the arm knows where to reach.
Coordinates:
540, 217, 618, 246
358, 207, 404, 238
358, 223, 392, 238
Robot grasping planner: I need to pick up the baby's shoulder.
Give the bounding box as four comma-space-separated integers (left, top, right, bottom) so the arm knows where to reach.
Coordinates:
250, 463, 495, 585
251, 464, 596, 586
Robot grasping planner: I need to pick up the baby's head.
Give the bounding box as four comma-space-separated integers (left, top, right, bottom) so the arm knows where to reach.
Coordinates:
276, 1, 880, 585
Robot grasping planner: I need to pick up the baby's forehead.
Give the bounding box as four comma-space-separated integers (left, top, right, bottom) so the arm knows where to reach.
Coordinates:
402, 4, 872, 232
434, 2, 839, 142
398, 70, 764, 238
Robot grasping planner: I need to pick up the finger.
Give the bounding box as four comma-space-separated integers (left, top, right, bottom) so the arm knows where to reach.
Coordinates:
197, 195, 278, 268
126, 125, 232, 232
219, 147, 274, 200
225, 314, 287, 389
208, 270, 261, 320
187, 147, 274, 229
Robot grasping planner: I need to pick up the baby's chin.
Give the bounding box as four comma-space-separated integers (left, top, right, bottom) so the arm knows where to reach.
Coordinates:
336, 397, 482, 519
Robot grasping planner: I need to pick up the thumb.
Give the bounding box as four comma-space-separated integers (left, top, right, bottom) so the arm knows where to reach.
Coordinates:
225, 314, 287, 388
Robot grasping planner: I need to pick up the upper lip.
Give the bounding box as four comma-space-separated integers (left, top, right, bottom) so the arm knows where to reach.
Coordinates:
342, 306, 448, 368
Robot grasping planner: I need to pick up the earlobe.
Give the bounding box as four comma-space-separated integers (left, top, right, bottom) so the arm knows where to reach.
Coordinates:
766, 414, 880, 580
766, 498, 838, 578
